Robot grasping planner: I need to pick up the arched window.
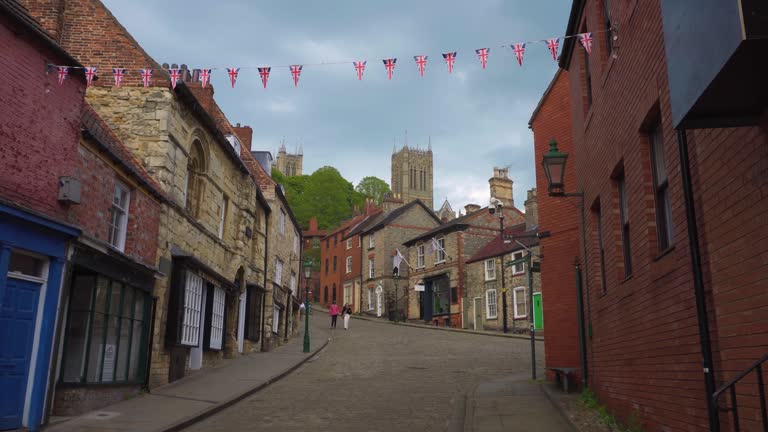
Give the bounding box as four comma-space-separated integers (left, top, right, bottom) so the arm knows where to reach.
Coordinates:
185, 139, 207, 218
324, 286, 328, 303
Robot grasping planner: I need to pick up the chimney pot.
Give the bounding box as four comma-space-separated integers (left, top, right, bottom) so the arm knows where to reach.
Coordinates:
171, 63, 178, 69
162, 63, 169, 69
192, 69, 200, 82
236, 123, 241, 127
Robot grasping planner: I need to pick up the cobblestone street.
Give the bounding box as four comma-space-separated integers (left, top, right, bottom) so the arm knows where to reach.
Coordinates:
187, 317, 546, 432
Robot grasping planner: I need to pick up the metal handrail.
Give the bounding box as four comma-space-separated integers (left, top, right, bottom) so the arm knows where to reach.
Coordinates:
712, 354, 768, 432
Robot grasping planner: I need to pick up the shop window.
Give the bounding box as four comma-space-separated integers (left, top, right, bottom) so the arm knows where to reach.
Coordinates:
204, 286, 225, 350
60, 273, 150, 384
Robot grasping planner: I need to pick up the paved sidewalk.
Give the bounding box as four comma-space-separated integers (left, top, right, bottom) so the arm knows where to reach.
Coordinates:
45, 314, 330, 432
464, 374, 576, 432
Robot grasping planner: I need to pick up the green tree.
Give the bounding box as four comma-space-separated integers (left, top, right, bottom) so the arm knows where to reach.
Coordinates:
273, 166, 365, 230
355, 176, 391, 205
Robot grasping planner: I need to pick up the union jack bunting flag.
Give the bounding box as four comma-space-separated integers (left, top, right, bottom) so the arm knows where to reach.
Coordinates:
84, 66, 97, 87
546, 38, 560, 62
140, 68, 153, 88
227, 67, 240, 88
258, 67, 271, 89
475, 48, 490, 69
383, 58, 397, 80
200, 69, 211, 88
290, 65, 303, 87
353, 61, 366, 80
413, 55, 428, 77
168, 68, 181, 89
442, 52, 457, 74
56, 66, 69, 86
579, 32, 593, 55
112, 68, 125, 88
512, 43, 526, 66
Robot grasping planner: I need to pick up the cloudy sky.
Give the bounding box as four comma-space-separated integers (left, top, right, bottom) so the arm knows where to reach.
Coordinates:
102, 0, 571, 211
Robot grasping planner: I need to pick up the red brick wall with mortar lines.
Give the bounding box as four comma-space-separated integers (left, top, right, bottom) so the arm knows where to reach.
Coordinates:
20, 0, 171, 88
530, 70, 582, 384
564, 1, 768, 430
0, 12, 85, 222
73, 138, 160, 267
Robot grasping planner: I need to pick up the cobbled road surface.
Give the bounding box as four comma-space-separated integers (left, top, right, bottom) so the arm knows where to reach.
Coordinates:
186, 317, 544, 432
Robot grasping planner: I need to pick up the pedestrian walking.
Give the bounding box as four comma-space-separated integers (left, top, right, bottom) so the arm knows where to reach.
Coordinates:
329, 300, 340, 329
342, 303, 351, 330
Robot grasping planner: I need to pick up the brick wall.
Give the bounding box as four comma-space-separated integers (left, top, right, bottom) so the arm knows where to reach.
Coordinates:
0, 13, 84, 221
561, 1, 768, 430
530, 70, 582, 383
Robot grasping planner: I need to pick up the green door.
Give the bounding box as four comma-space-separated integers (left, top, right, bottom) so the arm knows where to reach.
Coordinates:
532, 293, 544, 330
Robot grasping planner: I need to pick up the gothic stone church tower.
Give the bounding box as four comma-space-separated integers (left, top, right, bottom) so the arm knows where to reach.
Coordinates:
391, 139, 434, 209
275, 142, 303, 177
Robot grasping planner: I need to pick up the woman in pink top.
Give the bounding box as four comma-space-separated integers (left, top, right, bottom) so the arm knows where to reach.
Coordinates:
328, 300, 340, 329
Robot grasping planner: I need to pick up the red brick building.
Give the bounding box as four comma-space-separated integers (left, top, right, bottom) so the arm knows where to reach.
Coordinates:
551, 0, 768, 430
529, 70, 583, 384
302, 217, 326, 302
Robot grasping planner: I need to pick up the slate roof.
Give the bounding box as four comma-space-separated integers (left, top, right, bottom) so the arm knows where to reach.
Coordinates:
345, 199, 440, 238
466, 223, 539, 264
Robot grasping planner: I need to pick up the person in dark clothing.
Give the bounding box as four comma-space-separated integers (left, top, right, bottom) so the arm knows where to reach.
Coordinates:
342, 304, 352, 330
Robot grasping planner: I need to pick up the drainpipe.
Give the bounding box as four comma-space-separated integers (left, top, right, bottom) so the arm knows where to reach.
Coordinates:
143, 297, 158, 392
676, 128, 719, 431
261, 210, 270, 352
574, 260, 587, 389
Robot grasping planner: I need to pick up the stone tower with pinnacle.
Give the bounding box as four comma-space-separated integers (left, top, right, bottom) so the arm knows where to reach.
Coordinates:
275, 138, 303, 177
391, 131, 434, 209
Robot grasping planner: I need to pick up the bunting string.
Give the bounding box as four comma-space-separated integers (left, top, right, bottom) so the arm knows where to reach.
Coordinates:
48, 28, 614, 88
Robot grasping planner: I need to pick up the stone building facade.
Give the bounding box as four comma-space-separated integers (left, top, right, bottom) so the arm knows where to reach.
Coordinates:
275, 142, 303, 177
391, 143, 434, 209
20, 0, 275, 389
348, 200, 441, 319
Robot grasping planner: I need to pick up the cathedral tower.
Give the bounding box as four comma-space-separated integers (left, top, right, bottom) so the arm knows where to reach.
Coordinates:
275, 140, 303, 177
391, 133, 434, 209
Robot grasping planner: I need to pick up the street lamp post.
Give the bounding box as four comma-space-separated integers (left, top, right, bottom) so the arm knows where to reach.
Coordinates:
489, 198, 508, 333
393, 267, 400, 323
303, 259, 312, 353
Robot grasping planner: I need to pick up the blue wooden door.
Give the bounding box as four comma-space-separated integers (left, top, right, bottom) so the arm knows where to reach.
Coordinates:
0, 277, 41, 430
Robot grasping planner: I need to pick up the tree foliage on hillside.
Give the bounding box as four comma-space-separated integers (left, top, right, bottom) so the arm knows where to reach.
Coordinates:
355, 176, 391, 205
273, 166, 365, 230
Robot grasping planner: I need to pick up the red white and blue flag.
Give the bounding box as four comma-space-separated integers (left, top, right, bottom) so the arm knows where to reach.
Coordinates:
512, 43, 526, 66
227, 67, 240, 88
258, 67, 271, 89
168, 68, 181, 89
353, 61, 366, 80
579, 32, 593, 55
200, 69, 211, 88
414, 55, 428, 77
56, 66, 69, 86
383, 58, 397, 80
112, 68, 125, 88
442, 52, 457, 74
84, 66, 97, 87
546, 38, 560, 61
140, 68, 153, 88
290, 65, 303, 87
475, 48, 489, 69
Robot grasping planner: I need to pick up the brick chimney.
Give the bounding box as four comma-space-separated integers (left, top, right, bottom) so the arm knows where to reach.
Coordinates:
464, 203, 481, 214
524, 189, 538, 230
308, 217, 319, 232
232, 124, 253, 151
489, 167, 514, 208
21, 0, 66, 42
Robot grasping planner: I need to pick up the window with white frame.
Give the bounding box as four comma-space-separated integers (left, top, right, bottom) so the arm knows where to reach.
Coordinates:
486, 289, 498, 319
513, 287, 527, 318
218, 195, 228, 239
346, 256, 352, 274
272, 304, 280, 334
108, 182, 131, 251
279, 209, 286, 234
181, 272, 204, 346
275, 259, 283, 286
209, 286, 225, 350
484, 259, 496, 281
346, 238, 352, 250
417, 244, 425, 268
511, 251, 525, 275
368, 258, 375, 279
436, 238, 446, 263
369, 233, 375, 248
367, 288, 374, 310
343, 283, 352, 305
290, 273, 296, 295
